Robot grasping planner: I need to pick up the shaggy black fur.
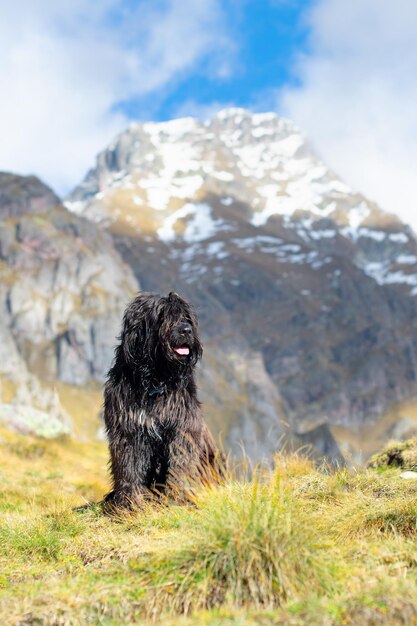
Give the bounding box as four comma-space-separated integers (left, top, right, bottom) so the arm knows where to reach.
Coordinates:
104, 291, 221, 508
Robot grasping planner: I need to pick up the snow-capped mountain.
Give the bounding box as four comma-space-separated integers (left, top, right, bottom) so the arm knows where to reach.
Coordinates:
63, 108, 417, 459
67, 108, 417, 295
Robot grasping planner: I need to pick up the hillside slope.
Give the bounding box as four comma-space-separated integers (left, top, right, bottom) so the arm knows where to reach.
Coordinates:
1, 424, 417, 625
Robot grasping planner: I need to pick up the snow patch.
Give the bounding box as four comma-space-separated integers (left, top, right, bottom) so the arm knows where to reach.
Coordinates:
172, 175, 204, 198
364, 260, 417, 289
183, 204, 227, 243
384, 271, 417, 286
389, 232, 409, 243
157, 205, 195, 242
146, 186, 172, 211
64, 200, 84, 215
274, 134, 304, 157
252, 112, 277, 125
348, 202, 370, 229
157, 203, 227, 244
397, 255, 417, 265
230, 236, 329, 267
252, 127, 275, 139
144, 117, 199, 138
216, 108, 248, 121
213, 171, 235, 182
231, 236, 283, 252
343, 226, 387, 242
205, 241, 229, 259
251, 196, 300, 226
309, 229, 337, 240
257, 184, 281, 199
358, 228, 387, 242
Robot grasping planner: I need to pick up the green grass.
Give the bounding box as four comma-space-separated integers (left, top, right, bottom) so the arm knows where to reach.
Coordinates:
2, 430, 417, 625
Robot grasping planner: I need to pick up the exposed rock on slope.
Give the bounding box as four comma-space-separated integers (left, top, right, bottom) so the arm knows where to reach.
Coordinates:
0, 403, 71, 438
0, 173, 137, 422
66, 108, 417, 458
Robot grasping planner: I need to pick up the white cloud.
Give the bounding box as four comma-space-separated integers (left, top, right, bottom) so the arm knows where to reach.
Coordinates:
0, 0, 232, 194
281, 0, 417, 231
172, 99, 237, 121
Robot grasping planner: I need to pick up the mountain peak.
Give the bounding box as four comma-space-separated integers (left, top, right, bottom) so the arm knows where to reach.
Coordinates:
0, 172, 60, 219
66, 108, 395, 237
65, 109, 317, 219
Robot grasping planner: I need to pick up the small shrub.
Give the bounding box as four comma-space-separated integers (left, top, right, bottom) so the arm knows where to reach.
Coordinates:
368, 438, 417, 470
131, 479, 343, 617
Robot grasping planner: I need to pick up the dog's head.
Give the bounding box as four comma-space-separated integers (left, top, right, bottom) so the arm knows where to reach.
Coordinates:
120, 291, 203, 373
159, 292, 203, 366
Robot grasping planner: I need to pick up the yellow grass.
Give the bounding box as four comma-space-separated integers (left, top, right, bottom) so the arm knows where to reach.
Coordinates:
2, 422, 417, 625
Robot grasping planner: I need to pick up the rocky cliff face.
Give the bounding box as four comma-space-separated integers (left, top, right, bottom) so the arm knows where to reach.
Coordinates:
66, 108, 417, 458
0, 173, 137, 424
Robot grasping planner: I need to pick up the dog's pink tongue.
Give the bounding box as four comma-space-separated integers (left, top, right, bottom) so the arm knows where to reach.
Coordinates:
175, 346, 190, 355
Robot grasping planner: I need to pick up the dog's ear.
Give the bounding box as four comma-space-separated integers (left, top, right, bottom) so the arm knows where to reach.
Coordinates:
122, 326, 142, 365
120, 298, 148, 365
188, 306, 203, 364
192, 337, 203, 365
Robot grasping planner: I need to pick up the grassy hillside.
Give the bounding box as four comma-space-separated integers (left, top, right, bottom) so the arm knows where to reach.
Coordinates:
2, 425, 417, 625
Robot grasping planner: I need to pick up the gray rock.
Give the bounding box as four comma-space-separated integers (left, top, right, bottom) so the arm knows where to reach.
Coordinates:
400, 471, 417, 479
0, 403, 70, 438
0, 172, 60, 218
0, 171, 139, 431
296, 424, 345, 466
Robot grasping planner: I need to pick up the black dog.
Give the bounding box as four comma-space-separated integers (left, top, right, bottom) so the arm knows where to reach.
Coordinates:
104, 291, 221, 508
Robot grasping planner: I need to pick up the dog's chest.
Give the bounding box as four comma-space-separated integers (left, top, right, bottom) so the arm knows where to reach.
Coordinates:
134, 408, 165, 442
132, 392, 197, 440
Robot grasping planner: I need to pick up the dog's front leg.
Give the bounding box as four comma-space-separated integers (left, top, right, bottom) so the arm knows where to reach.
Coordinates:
104, 431, 152, 509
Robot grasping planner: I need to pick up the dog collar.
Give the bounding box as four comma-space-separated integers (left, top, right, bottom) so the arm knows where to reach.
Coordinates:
148, 383, 167, 397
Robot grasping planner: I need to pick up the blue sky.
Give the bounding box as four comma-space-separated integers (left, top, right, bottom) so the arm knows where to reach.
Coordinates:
115, 0, 313, 122
0, 0, 417, 229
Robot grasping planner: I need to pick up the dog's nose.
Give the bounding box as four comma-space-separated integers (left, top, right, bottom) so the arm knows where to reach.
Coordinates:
179, 322, 192, 335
